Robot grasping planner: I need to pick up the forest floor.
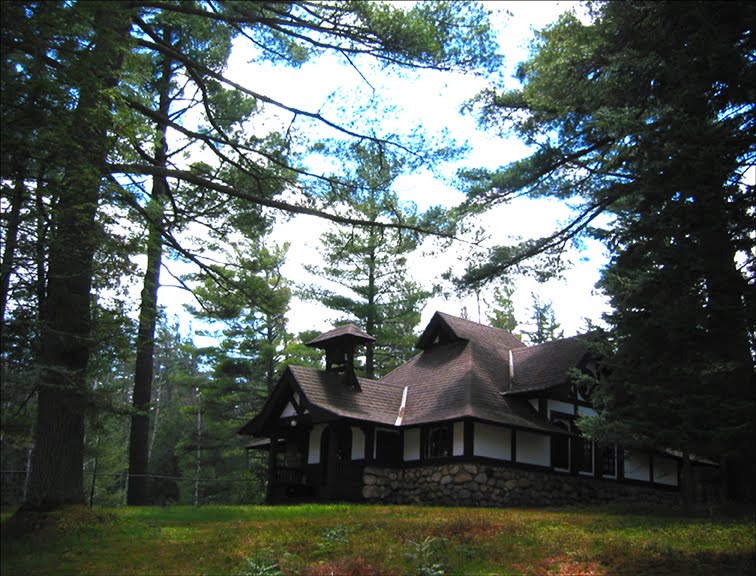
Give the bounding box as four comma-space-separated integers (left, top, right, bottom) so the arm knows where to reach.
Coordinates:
1, 504, 754, 575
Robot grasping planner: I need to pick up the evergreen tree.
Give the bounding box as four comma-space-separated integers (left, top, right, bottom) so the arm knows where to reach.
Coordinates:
186, 237, 292, 503
461, 1, 755, 504
146, 320, 206, 506
304, 141, 439, 377
486, 284, 518, 333
3, 0, 501, 510
521, 293, 562, 345
124, 8, 267, 505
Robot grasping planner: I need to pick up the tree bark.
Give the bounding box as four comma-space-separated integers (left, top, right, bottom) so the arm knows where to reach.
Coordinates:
127, 34, 172, 506
365, 232, 377, 378
697, 185, 755, 501
23, 3, 133, 511
0, 175, 25, 325
148, 368, 163, 462
194, 387, 202, 507
682, 450, 693, 513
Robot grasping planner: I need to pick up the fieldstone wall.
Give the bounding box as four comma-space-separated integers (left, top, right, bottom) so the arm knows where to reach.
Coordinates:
362, 462, 679, 507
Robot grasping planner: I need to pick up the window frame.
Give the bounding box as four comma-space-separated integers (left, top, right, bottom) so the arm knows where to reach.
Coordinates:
423, 424, 452, 460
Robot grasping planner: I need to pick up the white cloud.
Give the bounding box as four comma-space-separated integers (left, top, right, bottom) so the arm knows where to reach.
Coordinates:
164, 1, 609, 342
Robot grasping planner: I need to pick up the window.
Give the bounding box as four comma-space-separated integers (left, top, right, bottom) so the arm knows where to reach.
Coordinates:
375, 430, 401, 465
551, 419, 570, 471
424, 425, 451, 459
576, 437, 593, 474
601, 444, 617, 477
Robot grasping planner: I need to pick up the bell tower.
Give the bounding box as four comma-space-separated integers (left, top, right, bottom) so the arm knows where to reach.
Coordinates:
306, 324, 375, 385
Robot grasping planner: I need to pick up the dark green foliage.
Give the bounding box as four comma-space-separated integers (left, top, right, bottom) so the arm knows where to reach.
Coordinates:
521, 292, 562, 345
1, 0, 501, 509
485, 284, 518, 333
464, 0, 755, 502
303, 141, 440, 377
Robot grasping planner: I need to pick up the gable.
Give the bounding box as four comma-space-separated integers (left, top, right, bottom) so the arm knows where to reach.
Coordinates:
279, 392, 309, 419
238, 369, 312, 436
415, 311, 526, 351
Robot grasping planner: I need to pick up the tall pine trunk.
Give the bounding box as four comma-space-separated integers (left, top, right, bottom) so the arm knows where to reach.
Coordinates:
0, 175, 24, 325
194, 387, 202, 507
23, 3, 132, 511
699, 190, 755, 502
127, 41, 172, 506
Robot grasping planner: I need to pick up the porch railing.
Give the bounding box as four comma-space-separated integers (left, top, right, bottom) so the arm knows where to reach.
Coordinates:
274, 466, 304, 485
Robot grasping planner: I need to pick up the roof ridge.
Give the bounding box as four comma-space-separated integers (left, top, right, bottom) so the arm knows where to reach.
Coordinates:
305, 323, 375, 347
512, 334, 585, 353
437, 311, 525, 344
438, 310, 516, 332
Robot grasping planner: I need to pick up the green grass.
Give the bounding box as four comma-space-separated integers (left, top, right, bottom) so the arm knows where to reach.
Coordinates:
1, 504, 753, 575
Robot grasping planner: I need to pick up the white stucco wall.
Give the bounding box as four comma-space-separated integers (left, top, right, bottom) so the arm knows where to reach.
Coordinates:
280, 402, 297, 418
653, 455, 679, 486
351, 427, 365, 460
516, 431, 550, 467
473, 423, 511, 460
308, 424, 325, 464
624, 450, 650, 481
403, 427, 420, 461
453, 422, 465, 456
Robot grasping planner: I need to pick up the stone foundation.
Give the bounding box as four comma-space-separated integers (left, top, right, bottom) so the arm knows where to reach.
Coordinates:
363, 462, 679, 507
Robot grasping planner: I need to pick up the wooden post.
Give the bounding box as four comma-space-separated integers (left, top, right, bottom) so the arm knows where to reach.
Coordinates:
267, 433, 278, 503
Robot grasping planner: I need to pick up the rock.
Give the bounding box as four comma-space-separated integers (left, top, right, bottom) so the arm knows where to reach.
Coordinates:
454, 472, 473, 484
363, 485, 384, 499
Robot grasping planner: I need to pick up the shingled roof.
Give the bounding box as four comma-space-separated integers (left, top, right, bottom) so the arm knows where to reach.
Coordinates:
306, 323, 375, 347
379, 340, 560, 433
416, 311, 526, 350
506, 337, 590, 395
242, 312, 590, 437
287, 365, 401, 425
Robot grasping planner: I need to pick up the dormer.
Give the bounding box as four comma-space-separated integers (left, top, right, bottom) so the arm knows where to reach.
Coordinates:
415, 312, 463, 349
415, 311, 525, 351
306, 324, 375, 376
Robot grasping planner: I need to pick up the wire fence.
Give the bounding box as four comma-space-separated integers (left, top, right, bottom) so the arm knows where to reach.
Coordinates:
0, 469, 266, 507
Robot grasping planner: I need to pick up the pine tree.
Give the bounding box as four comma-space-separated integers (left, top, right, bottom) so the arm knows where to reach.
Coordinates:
521, 293, 562, 345
486, 284, 518, 333
4, 0, 501, 510
461, 0, 755, 504
303, 141, 438, 377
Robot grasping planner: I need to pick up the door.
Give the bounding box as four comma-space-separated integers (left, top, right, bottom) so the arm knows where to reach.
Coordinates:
320, 424, 362, 500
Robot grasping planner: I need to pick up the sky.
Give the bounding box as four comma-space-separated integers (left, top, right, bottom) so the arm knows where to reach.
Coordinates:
163, 1, 610, 343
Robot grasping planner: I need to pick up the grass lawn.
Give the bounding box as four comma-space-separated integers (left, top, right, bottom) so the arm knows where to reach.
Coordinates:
1, 504, 754, 575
